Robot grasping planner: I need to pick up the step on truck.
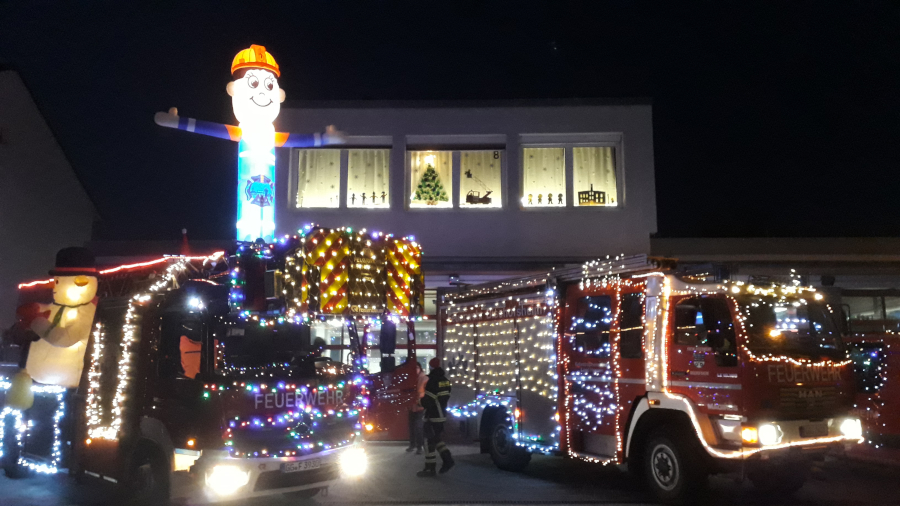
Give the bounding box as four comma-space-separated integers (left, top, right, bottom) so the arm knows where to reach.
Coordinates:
0, 226, 419, 503
439, 255, 863, 503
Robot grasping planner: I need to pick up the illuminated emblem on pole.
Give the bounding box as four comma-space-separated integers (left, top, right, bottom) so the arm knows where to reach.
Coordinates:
154, 44, 345, 242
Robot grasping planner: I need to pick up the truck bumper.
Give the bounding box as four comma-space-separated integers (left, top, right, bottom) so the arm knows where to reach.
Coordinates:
183, 444, 366, 501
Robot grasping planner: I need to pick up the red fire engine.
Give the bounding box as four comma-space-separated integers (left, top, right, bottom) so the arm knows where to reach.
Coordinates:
842, 289, 900, 443
439, 255, 862, 503
0, 226, 422, 503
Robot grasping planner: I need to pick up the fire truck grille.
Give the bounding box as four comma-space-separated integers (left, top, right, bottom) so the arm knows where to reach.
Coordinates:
253, 465, 339, 492
779, 386, 839, 412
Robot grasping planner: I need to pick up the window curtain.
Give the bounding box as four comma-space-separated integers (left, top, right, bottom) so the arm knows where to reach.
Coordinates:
460, 151, 502, 208
295, 149, 340, 208
409, 151, 452, 208
522, 147, 565, 206
573, 147, 617, 206
347, 149, 390, 208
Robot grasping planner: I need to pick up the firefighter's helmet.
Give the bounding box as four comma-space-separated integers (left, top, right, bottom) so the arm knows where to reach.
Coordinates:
231, 44, 280, 77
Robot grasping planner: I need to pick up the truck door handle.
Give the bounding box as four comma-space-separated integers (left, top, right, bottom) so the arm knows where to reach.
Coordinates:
672, 370, 688, 377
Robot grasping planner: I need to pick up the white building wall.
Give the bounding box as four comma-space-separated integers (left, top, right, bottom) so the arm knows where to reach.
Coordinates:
0, 71, 95, 328
274, 102, 656, 263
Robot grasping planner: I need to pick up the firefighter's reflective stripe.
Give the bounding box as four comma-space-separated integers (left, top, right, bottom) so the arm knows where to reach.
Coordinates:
425, 451, 437, 463
424, 391, 445, 422
436, 442, 448, 453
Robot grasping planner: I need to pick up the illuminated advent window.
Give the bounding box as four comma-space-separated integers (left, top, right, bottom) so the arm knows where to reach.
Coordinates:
347, 149, 390, 209
295, 149, 340, 208
573, 147, 617, 206
522, 147, 565, 207
409, 151, 452, 208
460, 151, 502, 208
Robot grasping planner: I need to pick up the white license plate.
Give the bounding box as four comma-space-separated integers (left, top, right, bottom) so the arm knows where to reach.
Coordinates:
282, 458, 321, 473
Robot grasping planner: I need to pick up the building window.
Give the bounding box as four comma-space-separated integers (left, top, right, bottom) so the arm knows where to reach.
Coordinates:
295, 149, 341, 208
460, 151, 502, 208
573, 147, 617, 206
347, 149, 390, 208
522, 147, 565, 207
409, 151, 452, 208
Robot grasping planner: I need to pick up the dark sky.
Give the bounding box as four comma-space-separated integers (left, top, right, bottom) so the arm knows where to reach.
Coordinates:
2, 1, 899, 240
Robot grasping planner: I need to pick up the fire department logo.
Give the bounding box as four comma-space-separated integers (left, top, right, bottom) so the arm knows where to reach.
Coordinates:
244, 175, 274, 207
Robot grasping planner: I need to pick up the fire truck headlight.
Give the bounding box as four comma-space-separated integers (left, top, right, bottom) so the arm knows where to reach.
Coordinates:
758, 423, 783, 446
206, 465, 250, 495
339, 447, 367, 477
840, 418, 863, 440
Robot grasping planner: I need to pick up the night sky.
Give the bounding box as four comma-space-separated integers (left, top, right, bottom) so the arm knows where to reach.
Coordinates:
1, 1, 898, 240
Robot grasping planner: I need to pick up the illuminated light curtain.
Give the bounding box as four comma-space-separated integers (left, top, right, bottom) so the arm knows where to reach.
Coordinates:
409, 151, 452, 208
347, 149, 390, 208
573, 147, 617, 206
295, 149, 340, 208
477, 319, 518, 395
522, 147, 565, 207
460, 150, 502, 208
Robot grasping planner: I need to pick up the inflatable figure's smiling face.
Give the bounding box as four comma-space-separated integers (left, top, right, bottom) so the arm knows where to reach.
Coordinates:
228, 68, 286, 126
52, 275, 98, 306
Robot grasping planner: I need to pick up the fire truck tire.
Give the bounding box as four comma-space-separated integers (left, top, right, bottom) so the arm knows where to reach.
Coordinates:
643, 429, 706, 504
489, 420, 531, 471
122, 442, 170, 506
748, 463, 808, 495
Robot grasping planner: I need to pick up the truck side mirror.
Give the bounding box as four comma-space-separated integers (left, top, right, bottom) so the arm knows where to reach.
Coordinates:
380, 319, 397, 372
380, 319, 397, 355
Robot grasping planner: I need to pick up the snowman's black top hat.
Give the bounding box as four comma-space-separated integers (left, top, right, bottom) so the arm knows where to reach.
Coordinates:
49, 247, 97, 276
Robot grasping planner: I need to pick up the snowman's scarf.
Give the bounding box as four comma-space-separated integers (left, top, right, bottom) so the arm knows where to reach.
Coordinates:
46, 301, 94, 335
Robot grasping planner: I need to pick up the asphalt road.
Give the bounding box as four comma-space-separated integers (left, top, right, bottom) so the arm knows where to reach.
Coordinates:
2, 443, 900, 506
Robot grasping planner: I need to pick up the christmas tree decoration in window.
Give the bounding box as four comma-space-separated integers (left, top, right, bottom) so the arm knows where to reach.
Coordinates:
348, 149, 390, 209
154, 44, 346, 241
294, 149, 340, 208
573, 147, 617, 207
409, 151, 452, 208
522, 148, 565, 207
460, 151, 502, 208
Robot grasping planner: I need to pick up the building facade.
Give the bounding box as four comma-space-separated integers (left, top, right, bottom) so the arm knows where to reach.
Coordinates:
271, 100, 657, 367
0, 71, 96, 329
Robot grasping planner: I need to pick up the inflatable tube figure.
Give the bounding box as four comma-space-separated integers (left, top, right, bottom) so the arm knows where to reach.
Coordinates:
154, 44, 345, 242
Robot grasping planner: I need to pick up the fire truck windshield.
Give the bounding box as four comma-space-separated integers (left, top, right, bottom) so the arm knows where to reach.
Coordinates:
742, 297, 844, 360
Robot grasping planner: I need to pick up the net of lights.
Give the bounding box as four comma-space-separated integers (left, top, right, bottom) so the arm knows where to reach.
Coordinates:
233, 225, 422, 318
203, 380, 366, 458
444, 293, 561, 452
0, 378, 67, 474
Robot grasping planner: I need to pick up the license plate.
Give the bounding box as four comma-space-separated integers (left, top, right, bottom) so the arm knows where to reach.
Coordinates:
800, 423, 828, 438
282, 458, 321, 473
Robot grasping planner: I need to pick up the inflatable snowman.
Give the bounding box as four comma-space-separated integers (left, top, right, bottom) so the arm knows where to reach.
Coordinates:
6, 247, 98, 409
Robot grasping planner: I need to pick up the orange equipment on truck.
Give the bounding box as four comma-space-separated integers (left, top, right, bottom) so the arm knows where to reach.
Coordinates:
439, 255, 862, 503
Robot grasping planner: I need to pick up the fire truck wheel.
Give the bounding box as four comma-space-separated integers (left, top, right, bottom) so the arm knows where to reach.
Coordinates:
748, 463, 808, 495
489, 420, 531, 471
123, 443, 170, 506
643, 429, 706, 504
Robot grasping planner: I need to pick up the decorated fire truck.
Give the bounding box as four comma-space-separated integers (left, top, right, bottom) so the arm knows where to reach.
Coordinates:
841, 289, 900, 444
0, 226, 421, 503
439, 255, 863, 503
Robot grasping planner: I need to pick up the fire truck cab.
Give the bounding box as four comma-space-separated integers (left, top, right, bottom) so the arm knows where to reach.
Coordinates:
440, 255, 862, 503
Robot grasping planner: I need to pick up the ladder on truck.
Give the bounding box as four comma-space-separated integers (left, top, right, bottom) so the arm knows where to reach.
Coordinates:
442, 254, 670, 303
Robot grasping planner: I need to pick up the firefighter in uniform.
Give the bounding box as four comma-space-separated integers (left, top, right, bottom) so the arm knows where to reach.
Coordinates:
417, 357, 455, 477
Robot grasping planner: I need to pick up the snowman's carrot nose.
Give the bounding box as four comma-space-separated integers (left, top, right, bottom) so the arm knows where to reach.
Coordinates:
74, 276, 90, 287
